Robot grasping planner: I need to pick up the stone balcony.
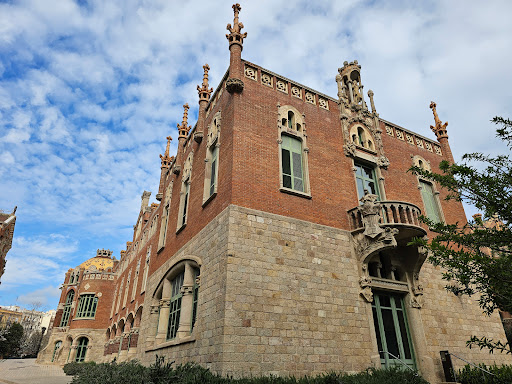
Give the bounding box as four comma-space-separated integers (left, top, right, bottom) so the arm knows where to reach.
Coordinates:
348, 199, 427, 245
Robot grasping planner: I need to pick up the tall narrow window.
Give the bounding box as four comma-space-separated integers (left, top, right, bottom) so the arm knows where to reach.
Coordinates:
281, 135, 304, 192
76, 294, 98, 318
131, 260, 140, 301
167, 271, 184, 340
60, 290, 74, 327
115, 280, 124, 314
158, 182, 172, 251
203, 113, 221, 204
178, 153, 193, 231
278, 106, 310, 197
75, 337, 89, 362
123, 271, 131, 308
355, 162, 380, 200
191, 268, 200, 331
420, 180, 442, 223
372, 293, 415, 369
141, 247, 151, 293
51, 341, 62, 362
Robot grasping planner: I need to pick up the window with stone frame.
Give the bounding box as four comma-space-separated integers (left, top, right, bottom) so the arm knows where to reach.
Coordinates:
141, 246, 151, 294
131, 259, 140, 301
203, 112, 221, 205
354, 161, 381, 200
115, 279, 124, 314
123, 271, 131, 308
350, 125, 376, 151
412, 156, 444, 224
60, 290, 74, 327
75, 294, 98, 318
153, 259, 201, 345
158, 181, 173, 252
177, 152, 193, 232
75, 337, 89, 362
277, 105, 311, 197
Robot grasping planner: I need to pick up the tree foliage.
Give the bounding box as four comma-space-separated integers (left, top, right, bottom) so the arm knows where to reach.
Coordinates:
0, 322, 24, 358
410, 117, 512, 354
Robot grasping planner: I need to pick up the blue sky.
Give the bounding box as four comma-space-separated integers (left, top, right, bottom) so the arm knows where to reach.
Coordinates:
1, 0, 511, 310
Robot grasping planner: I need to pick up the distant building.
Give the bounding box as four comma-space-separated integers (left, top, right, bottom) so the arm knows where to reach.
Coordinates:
0, 306, 22, 329
38, 4, 512, 383
0, 206, 16, 284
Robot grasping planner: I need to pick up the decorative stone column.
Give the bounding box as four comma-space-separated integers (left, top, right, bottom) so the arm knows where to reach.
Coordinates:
173, 104, 191, 175
177, 262, 195, 338
155, 278, 172, 344
429, 101, 454, 163
195, 64, 213, 143
157, 136, 173, 201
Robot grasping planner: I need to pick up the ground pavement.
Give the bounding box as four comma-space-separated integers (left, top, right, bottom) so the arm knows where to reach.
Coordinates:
0, 358, 72, 384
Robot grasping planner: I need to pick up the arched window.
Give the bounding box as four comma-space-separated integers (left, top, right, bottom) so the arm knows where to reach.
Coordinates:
132, 260, 140, 301
60, 290, 74, 327
123, 271, 131, 308
278, 106, 311, 197
350, 125, 374, 151
75, 337, 89, 362
51, 340, 62, 362
141, 247, 151, 294
203, 112, 221, 204
158, 182, 173, 251
153, 259, 201, 344
69, 273, 74, 284
419, 181, 442, 223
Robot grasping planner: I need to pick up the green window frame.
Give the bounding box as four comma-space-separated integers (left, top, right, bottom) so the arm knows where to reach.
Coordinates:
355, 162, 380, 200
51, 341, 62, 362
75, 337, 88, 362
76, 294, 98, 319
372, 293, 415, 369
420, 180, 442, 223
181, 182, 190, 227
281, 135, 304, 192
191, 268, 200, 331
209, 146, 218, 197
167, 271, 184, 340
60, 291, 75, 327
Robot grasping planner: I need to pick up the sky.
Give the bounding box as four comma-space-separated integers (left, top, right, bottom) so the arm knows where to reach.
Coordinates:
1, 0, 511, 311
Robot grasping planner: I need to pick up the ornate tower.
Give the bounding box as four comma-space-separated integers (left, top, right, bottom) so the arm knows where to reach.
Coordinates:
336, 61, 389, 169
156, 136, 174, 201
429, 101, 453, 162
174, 104, 191, 175
194, 64, 213, 143
225, 3, 247, 93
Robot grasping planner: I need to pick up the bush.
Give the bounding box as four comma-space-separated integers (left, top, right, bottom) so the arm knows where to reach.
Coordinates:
63, 361, 96, 376
69, 357, 430, 384
457, 364, 512, 384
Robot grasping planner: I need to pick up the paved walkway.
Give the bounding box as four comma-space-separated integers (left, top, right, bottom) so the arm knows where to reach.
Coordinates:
0, 359, 72, 384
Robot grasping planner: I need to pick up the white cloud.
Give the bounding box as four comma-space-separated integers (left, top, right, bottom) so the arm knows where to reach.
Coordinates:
17, 286, 61, 309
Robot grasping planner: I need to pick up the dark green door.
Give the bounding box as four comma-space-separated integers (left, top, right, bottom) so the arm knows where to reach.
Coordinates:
372, 293, 415, 369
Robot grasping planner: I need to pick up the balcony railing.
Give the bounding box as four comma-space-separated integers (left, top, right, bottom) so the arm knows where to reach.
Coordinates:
348, 201, 422, 231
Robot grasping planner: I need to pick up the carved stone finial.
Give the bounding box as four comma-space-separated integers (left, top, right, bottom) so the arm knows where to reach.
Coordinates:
226, 3, 247, 48
177, 104, 191, 139
429, 101, 448, 140
359, 192, 384, 238
197, 64, 213, 102
159, 135, 173, 168
368, 89, 376, 114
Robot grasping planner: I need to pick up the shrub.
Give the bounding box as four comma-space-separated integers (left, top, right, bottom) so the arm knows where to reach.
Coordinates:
457, 364, 512, 384
63, 361, 96, 376
69, 357, 430, 384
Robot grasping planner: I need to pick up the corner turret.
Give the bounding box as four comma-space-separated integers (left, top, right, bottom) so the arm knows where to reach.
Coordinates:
226, 3, 247, 93
194, 64, 213, 143
156, 136, 174, 201
429, 101, 454, 162
173, 104, 191, 175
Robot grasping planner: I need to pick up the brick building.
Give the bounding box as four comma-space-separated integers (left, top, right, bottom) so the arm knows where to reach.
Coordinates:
38, 4, 511, 382
0, 207, 16, 284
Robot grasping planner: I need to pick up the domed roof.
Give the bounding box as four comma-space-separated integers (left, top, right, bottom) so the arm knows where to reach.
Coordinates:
78, 249, 114, 271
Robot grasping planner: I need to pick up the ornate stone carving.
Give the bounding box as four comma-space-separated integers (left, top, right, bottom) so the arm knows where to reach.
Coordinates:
318, 98, 328, 110
291, 86, 301, 99
406, 133, 414, 145
244, 65, 257, 80
385, 126, 394, 136
359, 193, 383, 239
226, 78, 244, 93
377, 156, 390, 169
343, 142, 357, 157
305, 91, 315, 104
359, 265, 373, 302
395, 130, 404, 141
425, 141, 433, 152
434, 146, 442, 156
261, 72, 272, 87
276, 79, 287, 93
429, 101, 448, 140
415, 138, 424, 149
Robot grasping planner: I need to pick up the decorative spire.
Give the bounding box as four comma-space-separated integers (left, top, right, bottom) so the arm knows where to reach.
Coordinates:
197, 64, 213, 102
177, 104, 191, 139
159, 136, 173, 168
429, 101, 448, 139
226, 3, 247, 49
